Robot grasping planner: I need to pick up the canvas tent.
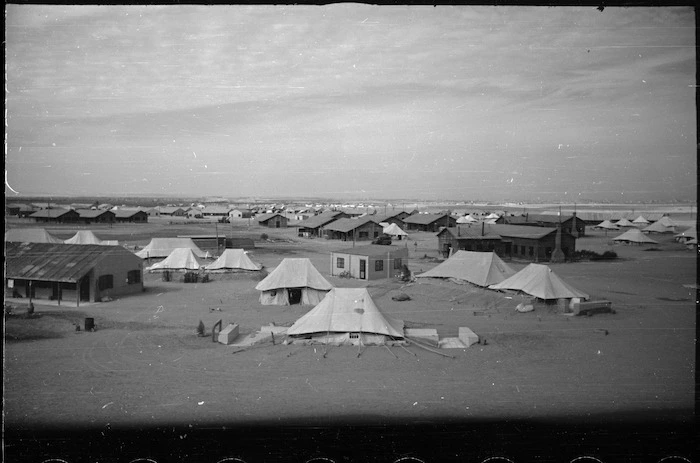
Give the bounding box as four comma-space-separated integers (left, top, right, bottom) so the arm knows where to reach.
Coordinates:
632, 215, 650, 225
204, 249, 262, 272
642, 221, 676, 234
489, 263, 589, 300
656, 216, 676, 228
382, 223, 408, 240
286, 287, 404, 345
146, 248, 207, 272
612, 228, 658, 245
136, 237, 209, 259
64, 230, 118, 246
485, 213, 500, 219
593, 220, 619, 230
457, 215, 478, 224
416, 251, 516, 287
255, 258, 332, 305
5, 228, 63, 243
674, 227, 696, 243
615, 218, 637, 228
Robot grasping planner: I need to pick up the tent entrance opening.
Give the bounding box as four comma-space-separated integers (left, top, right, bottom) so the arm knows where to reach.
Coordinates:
288, 288, 302, 305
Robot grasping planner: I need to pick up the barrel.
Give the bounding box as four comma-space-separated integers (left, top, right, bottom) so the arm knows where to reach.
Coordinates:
84, 317, 95, 331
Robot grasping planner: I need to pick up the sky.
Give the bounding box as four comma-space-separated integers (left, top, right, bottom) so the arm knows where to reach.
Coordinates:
5, 5, 696, 202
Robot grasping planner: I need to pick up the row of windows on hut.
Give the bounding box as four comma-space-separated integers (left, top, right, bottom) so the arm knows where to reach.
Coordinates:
336, 257, 403, 272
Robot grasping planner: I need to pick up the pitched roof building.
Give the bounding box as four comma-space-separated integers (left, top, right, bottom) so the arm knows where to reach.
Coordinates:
437, 223, 577, 262
403, 213, 456, 232
5, 242, 144, 306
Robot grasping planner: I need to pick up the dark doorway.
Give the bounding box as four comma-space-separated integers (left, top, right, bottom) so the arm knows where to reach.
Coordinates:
79, 275, 90, 301
359, 259, 366, 279
288, 288, 302, 305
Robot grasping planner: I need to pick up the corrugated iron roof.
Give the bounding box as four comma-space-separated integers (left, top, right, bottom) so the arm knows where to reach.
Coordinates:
5, 242, 139, 283
256, 212, 285, 222
331, 245, 408, 257
297, 211, 346, 229
113, 209, 146, 218
403, 213, 451, 225
442, 224, 559, 240
29, 208, 74, 218
75, 209, 115, 218
323, 217, 378, 233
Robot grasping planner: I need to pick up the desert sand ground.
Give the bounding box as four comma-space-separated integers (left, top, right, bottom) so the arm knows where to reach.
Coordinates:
5, 216, 696, 428
5, 216, 695, 437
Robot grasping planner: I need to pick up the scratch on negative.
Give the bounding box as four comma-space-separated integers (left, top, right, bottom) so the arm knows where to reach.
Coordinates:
102, 402, 114, 409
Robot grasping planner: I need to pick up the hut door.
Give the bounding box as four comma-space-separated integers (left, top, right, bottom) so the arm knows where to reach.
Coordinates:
359, 259, 366, 280
79, 275, 91, 301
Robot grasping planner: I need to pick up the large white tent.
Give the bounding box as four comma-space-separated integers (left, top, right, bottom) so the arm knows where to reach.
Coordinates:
146, 248, 207, 272
5, 228, 63, 244
632, 215, 650, 225
136, 237, 209, 259
204, 249, 262, 272
64, 230, 118, 246
642, 221, 676, 234
416, 251, 516, 287
612, 228, 659, 245
489, 263, 589, 300
382, 223, 408, 240
286, 287, 404, 345
457, 215, 478, 224
255, 258, 332, 305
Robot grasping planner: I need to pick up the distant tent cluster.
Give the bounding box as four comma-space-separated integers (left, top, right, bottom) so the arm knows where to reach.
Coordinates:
140, 237, 263, 273
416, 251, 589, 301
136, 238, 210, 259
593, 215, 686, 244
5, 228, 119, 246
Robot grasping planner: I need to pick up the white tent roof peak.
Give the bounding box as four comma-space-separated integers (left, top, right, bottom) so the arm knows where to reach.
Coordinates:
382, 223, 408, 236
255, 258, 332, 291
204, 249, 262, 271
417, 251, 516, 287
489, 263, 589, 300
286, 287, 404, 338
136, 237, 209, 259
146, 248, 207, 271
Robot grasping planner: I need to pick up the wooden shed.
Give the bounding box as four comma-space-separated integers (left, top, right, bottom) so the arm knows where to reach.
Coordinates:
256, 213, 288, 228
330, 245, 409, 280
403, 213, 456, 232
322, 217, 381, 241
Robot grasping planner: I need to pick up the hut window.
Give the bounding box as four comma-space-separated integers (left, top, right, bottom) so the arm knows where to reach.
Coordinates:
375, 260, 384, 272
98, 274, 114, 290
336, 257, 345, 269
359, 231, 369, 238
528, 246, 534, 256
127, 270, 141, 284
349, 333, 359, 339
